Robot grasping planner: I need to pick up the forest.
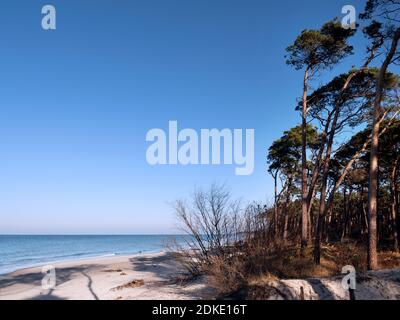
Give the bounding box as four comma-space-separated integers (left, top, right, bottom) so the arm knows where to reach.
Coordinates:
173, 0, 400, 297
268, 0, 400, 270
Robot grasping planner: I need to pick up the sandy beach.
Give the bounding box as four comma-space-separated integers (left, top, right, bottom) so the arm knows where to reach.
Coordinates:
0, 252, 216, 300
2, 249, 400, 300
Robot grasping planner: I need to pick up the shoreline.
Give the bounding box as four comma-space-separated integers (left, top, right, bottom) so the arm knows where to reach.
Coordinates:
0, 251, 216, 300
0, 249, 165, 276
2, 248, 400, 300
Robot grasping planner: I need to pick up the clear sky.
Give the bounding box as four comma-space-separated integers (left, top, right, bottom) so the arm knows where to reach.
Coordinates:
0, 0, 369, 234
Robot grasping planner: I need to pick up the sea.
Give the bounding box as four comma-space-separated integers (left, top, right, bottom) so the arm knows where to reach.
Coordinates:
0, 235, 186, 275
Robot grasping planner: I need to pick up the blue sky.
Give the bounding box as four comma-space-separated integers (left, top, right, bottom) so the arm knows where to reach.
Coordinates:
0, 0, 369, 234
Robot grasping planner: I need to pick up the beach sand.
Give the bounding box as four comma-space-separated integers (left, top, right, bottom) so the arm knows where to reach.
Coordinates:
2, 250, 400, 300
0, 252, 217, 300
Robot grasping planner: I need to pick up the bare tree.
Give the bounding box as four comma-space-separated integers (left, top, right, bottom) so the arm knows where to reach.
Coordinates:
172, 183, 244, 275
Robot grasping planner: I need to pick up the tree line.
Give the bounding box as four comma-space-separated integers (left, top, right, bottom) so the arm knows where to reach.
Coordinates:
172, 2, 400, 294
268, 0, 400, 270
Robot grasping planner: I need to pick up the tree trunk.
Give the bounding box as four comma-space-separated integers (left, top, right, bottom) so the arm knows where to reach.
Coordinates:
273, 172, 279, 238
368, 107, 380, 270
396, 165, 400, 250
314, 164, 330, 263
368, 29, 400, 271
341, 185, 349, 242
301, 67, 310, 253
362, 187, 369, 236
390, 159, 399, 251
314, 98, 341, 264
283, 177, 293, 243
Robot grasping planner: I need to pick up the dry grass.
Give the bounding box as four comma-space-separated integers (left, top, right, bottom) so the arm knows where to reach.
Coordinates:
378, 250, 400, 269
249, 241, 400, 281
112, 279, 145, 291
205, 255, 248, 294
103, 269, 123, 273
206, 240, 400, 296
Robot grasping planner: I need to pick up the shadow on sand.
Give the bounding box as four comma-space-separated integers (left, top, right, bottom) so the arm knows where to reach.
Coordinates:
0, 264, 101, 300
129, 252, 217, 299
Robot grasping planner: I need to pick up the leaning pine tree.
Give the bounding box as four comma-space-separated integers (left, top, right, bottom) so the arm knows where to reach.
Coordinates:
285, 20, 355, 253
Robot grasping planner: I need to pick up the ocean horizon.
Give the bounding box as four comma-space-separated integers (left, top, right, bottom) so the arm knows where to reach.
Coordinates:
0, 235, 187, 275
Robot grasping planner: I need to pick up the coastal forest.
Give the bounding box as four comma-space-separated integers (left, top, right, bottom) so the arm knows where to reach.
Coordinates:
173, 0, 400, 298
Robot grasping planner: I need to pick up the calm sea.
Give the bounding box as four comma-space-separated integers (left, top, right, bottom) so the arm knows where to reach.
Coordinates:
0, 235, 186, 275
